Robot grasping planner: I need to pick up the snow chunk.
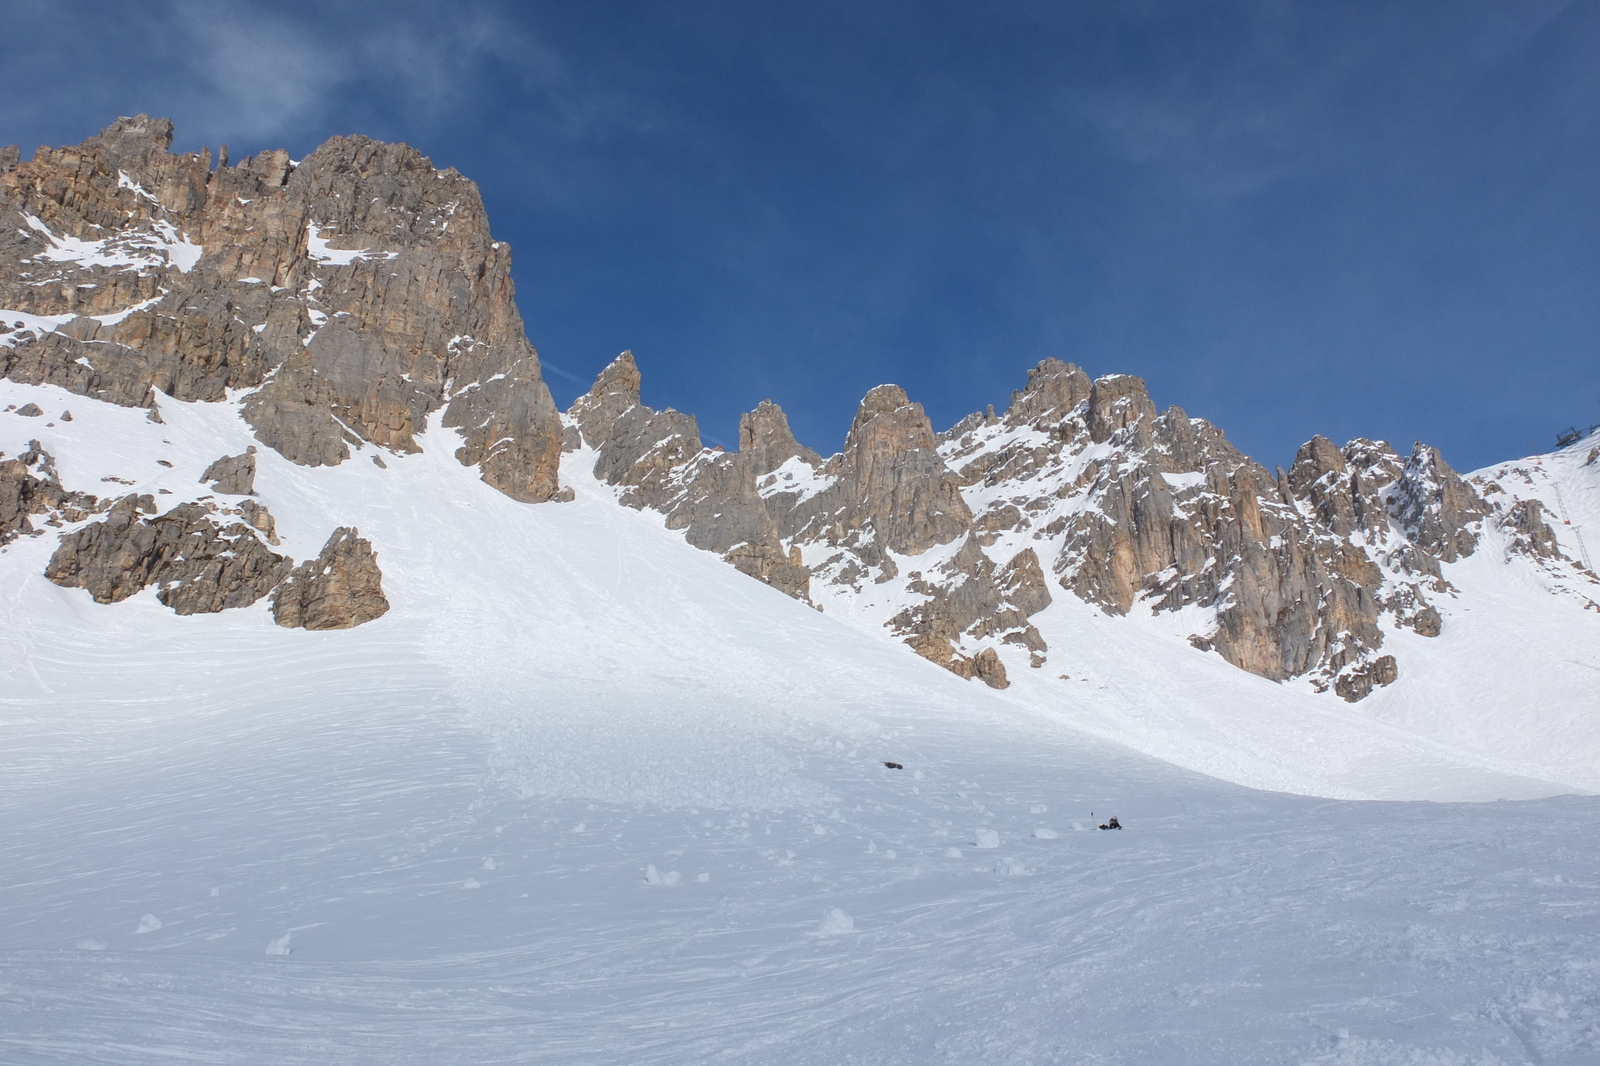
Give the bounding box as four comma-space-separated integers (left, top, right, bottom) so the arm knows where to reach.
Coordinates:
265, 931, 292, 956
134, 914, 162, 934
974, 828, 1001, 848
644, 864, 681, 886
815, 908, 855, 935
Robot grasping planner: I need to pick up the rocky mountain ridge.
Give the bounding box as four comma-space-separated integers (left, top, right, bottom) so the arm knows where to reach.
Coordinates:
564, 352, 1596, 700
4, 117, 1595, 694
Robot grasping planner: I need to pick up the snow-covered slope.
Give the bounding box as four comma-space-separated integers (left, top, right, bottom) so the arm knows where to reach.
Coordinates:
793, 417, 1600, 799
5, 379, 1600, 1064
1020, 436, 1600, 796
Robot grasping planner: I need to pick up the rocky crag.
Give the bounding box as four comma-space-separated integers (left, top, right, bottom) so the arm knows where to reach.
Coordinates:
1, 438, 102, 544
1, 115, 561, 631
0, 115, 563, 501
7, 117, 1591, 686
269, 527, 390, 631
40, 468, 387, 630
565, 355, 1590, 699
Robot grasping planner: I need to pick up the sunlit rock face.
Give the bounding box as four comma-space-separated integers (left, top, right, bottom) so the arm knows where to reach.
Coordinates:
8, 117, 1584, 694
0, 115, 564, 502
567, 352, 1575, 700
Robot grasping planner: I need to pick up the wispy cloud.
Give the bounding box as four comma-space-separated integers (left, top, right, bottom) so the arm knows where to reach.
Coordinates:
0, 0, 653, 154
167, 0, 562, 141
166, 1, 338, 140
1069, 0, 1580, 198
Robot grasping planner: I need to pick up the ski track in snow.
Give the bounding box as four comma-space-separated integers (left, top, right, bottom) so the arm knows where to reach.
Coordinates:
3, 379, 1599, 1065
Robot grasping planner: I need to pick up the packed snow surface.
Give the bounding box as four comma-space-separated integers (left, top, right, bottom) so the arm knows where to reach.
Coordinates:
3, 380, 1598, 1064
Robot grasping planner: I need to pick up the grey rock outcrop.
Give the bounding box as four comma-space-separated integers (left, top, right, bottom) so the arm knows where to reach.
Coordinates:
1, 116, 564, 502
233, 499, 280, 545
1499, 498, 1563, 561
1333, 655, 1399, 702
561, 350, 1549, 699
1, 440, 101, 543
824, 384, 972, 559
567, 351, 645, 451
1388, 444, 1490, 563
890, 539, 1049, 686
45, 496, 291, 613
270, 527, 390, 630
1003, 358, 1091, 429
200, 448, 256, 495
952, 646, 1009, 689
566, 353, 817, 602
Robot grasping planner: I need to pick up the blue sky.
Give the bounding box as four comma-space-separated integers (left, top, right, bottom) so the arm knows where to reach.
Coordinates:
4, 0, 1597, 470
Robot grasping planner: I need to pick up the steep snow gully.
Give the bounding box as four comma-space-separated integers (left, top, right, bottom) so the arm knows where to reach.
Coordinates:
3, 378, 1599, 1065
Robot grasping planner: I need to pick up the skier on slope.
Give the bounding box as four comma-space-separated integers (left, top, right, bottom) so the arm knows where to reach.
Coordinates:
1098, 815, 1121, 830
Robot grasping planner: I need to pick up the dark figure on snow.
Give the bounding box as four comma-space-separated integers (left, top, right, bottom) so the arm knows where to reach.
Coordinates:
1099, 816, 1121, 830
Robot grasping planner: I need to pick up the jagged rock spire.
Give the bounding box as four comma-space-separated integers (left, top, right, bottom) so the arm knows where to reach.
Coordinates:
568, 351, 643, 450
839, 385, 971, 557
1004, 358, 1092, 427
1389, 443, 1491, 563
1086, 374, 1158, 443
738, 400, 820, 476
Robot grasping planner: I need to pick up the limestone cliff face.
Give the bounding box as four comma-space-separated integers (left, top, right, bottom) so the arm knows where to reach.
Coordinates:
564, 353, 1578, 700
0, 116, 563, 502
936, 360, 1580, 699
941, 362, 1408, 697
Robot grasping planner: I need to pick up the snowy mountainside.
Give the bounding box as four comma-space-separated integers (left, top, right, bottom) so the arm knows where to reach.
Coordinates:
4, 116, 1594, 795
6, 115, 1600, 1066
565, 353, 1600, 794
5, 376, 1600, 1065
